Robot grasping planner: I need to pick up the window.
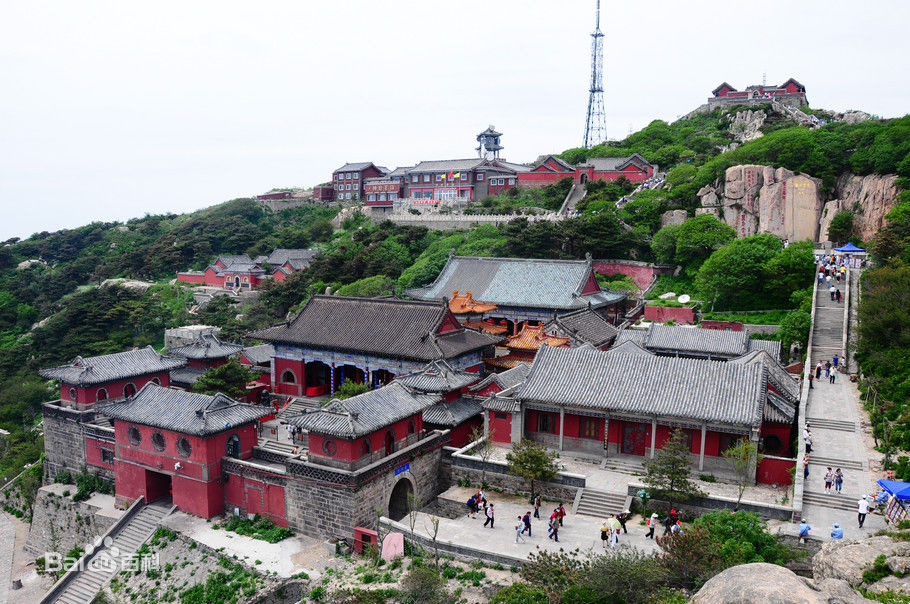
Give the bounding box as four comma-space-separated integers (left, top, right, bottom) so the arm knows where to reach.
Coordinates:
389, 193, 397, 200
322, 438, 337, 456
101, 448, 114, 465
508, 178, 515, 185
226, 434, 241, 458
361, 439, 371, 457
579, 418, 599, 440
345, 193, 351, 200
407, 419, 416, 435
150, 377, 161, 385
368, 194, 375, 201
460, 173, 467, 181
459, 189, 469, 198
345, 173, 351, 179
476, 173, 484, 180
123, 383, 137, 398
353, 173, 359, 179
128, 426, 142, 446
378, 193, 386, 201
96, 388, 108, 402
494, 412, 508, 420
281, 369, 296, 384
435, 174, 442, 182
423, 191, 433, 199
423, 174, 430, 182
412, 175, 418, 183
537, 412, 557, 434
151, 431, 166, 452
176, 437, 192, 458
345, 183, 351, 190
68, 387, 77, 401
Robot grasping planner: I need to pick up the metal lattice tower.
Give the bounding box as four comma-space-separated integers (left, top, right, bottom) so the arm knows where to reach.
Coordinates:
583, 0, 606, 148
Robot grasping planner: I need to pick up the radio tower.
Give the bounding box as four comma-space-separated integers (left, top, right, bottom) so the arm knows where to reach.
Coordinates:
583, 0, 606, 148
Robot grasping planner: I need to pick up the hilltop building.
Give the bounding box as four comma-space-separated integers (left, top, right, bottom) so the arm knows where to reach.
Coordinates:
176, 249, 318, 289
708, 78, 808, 108
333, 162, 388, 201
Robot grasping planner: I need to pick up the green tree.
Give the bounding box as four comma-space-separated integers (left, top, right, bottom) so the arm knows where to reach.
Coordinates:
335, 275, 395, 297
722, 439, 763, 508
776, 310, 811, 361
192, 358, 259, 399
506, 439, 559, 498
695, 234, 787, 310
642, 429, 703, 501
691, 510, 793, 567
333, 381, 369, 400
671, 214, 736, 274
827, 211, 855, 245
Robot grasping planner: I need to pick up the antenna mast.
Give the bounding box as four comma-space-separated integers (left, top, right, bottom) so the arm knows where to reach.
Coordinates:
583, 0, 607, 148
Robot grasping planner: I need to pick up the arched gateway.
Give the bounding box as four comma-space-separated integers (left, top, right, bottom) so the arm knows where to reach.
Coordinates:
388, 478, 414, 521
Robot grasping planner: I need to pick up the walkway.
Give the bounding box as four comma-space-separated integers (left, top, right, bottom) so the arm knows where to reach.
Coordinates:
796, 268, 885, 540
0, 512, 14, 604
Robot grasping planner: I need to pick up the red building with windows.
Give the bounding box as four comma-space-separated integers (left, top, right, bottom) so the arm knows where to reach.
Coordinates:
403, 159, 527, 203
363, 177, 402, 207
102, 384, 268, 517
168, 334, 244, 389
516, 153, 655, 188
176, 250, 317, 289
708, 78, 808, 107
333, 162, 387, 202
39, 346, 187, 405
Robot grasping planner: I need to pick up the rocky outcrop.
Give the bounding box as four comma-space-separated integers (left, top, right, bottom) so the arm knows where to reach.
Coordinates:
660, 209, 689, 228
692, 562, 870, 603
721, 110, 767, 152
813, 535, 910, 594
696, 165, 899, 243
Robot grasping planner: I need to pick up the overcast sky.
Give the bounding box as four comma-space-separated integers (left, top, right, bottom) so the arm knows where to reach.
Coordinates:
1, 0, 907, 241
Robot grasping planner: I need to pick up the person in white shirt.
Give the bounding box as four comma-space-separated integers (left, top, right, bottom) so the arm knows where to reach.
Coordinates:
858, 497, 870, 528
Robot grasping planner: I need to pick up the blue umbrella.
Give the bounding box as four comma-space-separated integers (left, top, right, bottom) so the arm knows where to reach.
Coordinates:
834, 242, 865, 253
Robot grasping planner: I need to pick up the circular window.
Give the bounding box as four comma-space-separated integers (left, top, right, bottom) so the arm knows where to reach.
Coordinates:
151, 431, 166, 452
322, 438, 337, 456
176, 437, 192, 458
128, 426, 142, 446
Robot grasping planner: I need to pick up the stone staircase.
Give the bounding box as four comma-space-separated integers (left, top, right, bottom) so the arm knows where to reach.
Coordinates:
47, 501, 173, 604
600, 456, 645, 476
802, 490, 861, 512
810, 291, 846, 367
806, 417, 856, 432
277, 396, 323, 418
574, 488, 627, 518
807, 455, 863, 471
559, 184, 587, 215
258, 439, 299, 456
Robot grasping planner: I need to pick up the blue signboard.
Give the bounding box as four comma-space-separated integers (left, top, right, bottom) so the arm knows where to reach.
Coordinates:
394, 463, 410, 476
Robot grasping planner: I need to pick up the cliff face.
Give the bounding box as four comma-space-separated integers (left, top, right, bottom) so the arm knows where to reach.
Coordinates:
696, 165, 899, 243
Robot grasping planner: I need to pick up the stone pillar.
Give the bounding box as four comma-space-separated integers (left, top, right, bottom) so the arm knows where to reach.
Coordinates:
483, 410, 490, 438
269, 358, 276, 393
330, 363, 336, 395
299, 359, 305, 397
748, 428, 761, 485
558, 407, 565, 452
650, 418, 657, 459
699, 423, 707, 471
513, 406, 524, 444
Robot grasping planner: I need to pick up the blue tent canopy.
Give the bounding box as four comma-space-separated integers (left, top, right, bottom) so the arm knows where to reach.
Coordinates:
834, 242, 866, 253
877, 479, 910, 501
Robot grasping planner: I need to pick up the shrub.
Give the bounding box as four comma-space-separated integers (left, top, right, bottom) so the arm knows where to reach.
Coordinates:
490, 583, 548, 604
402, 565, 446, 603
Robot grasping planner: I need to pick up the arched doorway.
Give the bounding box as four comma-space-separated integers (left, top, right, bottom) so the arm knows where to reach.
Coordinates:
384, 430, 395, 456
580, 173, 589, 184
388, 478, 413, 521
234, 276, 241, 288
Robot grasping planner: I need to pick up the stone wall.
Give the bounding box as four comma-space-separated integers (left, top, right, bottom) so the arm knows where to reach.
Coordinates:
283, 435, 445, 540
450, 452, 583, 503
42, 404, 92, 481
24, 485, 120, 558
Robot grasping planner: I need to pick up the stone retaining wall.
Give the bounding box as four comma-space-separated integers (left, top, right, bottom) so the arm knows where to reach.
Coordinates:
24, 486, 120, 558
626, 482, 792, 521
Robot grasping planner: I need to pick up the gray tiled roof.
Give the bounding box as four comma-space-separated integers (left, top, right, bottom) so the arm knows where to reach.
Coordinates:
101, 383, 266, 436
729, 350, 799, 402
387, 166, 412, 177
579, 154, 651, 171
645, 324, 748, 357
533, 155, 576, 172
604, 340, 654, 356
517, 346, 766, 428
241, 344, 274, 366
408, 159, 485, 173
250, 296, 500, 363
216, 262, 266, 275
422, 397, 483, 427
287, 382, 437, 438
216, 254, 252, 266
335, 162, 374, 173
748, 338, 782, 360
266, 249, 319, 267
546, 308, 619, 348
468, 363, 531, 392
405, 256, 625, 311
39, 346, 187, 386
169, 334, 243, 360
394, 360, 479, 393
613, 329, 648, 346
169, 367, 206, 386
482, 394, 521, 413
764, 391, 796, 424
494, 161, 532, 173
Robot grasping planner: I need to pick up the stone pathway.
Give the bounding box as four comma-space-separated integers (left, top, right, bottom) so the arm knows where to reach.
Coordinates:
796, 268, 886, 541
0, 512, 14, 604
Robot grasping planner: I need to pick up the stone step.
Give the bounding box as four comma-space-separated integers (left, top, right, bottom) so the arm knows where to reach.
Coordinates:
806, 418, 856, 432
803, 491, 862, 512
575, 488, 627, 518
600, 458, 645, 476
807, 456, 863, 471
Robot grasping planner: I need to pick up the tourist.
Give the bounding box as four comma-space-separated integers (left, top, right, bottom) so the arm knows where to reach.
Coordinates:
548, 516, 559, 542
834, 469, 844, 494
830, 371, 836, 384
829, 284, 836, 301
533, 494, 542, 519
816, 362, 823, 380
663, 513, 675, 537
483, 504, 495, 528
833, 354, 840, 369
466, 494, 477, 518
646, 513, 659, 539
610, 525, 618, 548
799, 519, 811, 543
808, 371, 814, 389
522, 511, 532, 537
826, 275, 832, 288
671, 520, 681, 535
825, 361, 832, 378
804, 454, 810, 479
858, 497, 869, 528
515, 516, 526, 543
830, 523, 844, 540
557, 503, 566, 526
600, 521, 609, 548
824, 467, 833, 492
836, 289, 842, 303
804, 428, 813, 454
618, 510, 630, 534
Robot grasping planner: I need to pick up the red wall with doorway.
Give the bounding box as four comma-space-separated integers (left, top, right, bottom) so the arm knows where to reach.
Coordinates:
274, 358, 304, 396
447, 417, 482, 448
86, 437, 114, 470
760, 422, 793, 457
488, 411, 512, 444
308, 414, 423, 465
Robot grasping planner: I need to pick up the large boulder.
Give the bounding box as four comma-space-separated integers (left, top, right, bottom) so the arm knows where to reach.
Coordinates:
660, 209, 689, 228
692, 562, 869, 603
812, 536, 910, 586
